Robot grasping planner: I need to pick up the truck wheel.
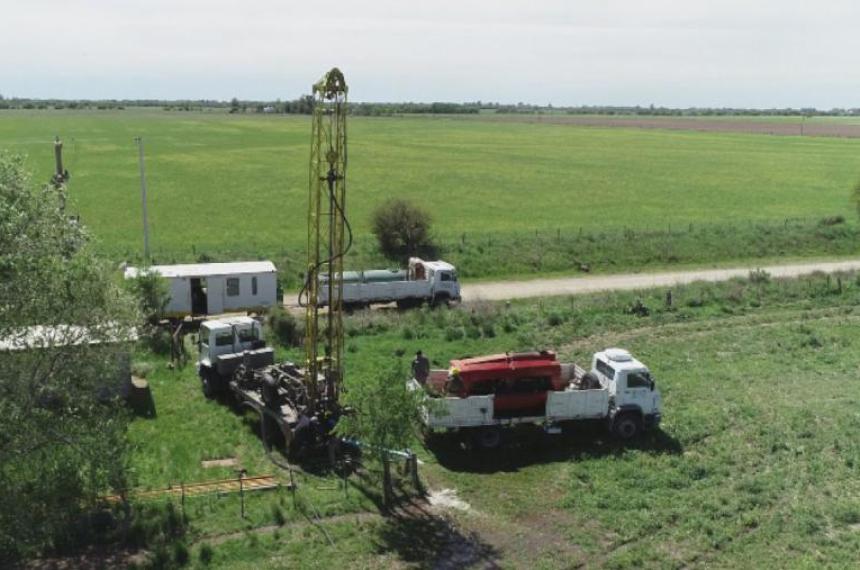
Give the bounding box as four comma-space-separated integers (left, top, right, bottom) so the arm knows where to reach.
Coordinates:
201, 370, 218, 399
430, 295, 449, 309
613, 413, 642, 440
473, 427, 502, 450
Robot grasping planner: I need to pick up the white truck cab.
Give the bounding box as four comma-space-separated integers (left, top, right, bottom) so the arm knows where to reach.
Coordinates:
410, 259, 461, 304
592, 348, 662, 436
197, 316, 274, 397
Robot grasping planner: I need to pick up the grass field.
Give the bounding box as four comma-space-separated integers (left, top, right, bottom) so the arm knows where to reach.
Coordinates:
124, 270, 860, 568
2, 109, 860, 279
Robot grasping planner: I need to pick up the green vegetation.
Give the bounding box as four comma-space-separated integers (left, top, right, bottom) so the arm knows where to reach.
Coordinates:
0, 152, 138, 562
2, 110, 860, 284
114, 269, 860, 567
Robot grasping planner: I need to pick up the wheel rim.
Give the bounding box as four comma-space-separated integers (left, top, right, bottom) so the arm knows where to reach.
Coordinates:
479, 429, 501, 448
618, 419, 636, 439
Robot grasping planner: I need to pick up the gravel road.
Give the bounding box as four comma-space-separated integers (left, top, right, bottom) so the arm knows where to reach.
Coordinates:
460, 260, 860, 302
284, 259, 860, 307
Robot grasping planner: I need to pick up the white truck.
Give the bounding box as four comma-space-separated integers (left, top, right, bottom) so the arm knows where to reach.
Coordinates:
318, 257, 461, 309
196, 316, 274, 397
410, 348, 662, 449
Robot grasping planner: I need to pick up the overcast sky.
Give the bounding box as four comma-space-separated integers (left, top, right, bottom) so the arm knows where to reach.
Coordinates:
2, 0, 858, 108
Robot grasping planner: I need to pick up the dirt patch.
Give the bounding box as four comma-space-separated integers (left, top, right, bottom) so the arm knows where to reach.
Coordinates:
201, 457, 238, 468
22, 547, 147, 570
428, 488, 471, 512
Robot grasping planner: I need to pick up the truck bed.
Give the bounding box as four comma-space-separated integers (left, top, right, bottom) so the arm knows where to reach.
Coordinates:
414, 362, 608, 429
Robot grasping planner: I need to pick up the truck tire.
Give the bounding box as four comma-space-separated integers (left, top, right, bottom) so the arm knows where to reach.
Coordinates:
430, 294, 450, 309
201, 370, 218, 399
473, 426, 503, 450
613, 413, 642, 440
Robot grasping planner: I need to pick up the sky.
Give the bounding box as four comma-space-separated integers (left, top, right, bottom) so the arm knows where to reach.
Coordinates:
2, 0, 859, 108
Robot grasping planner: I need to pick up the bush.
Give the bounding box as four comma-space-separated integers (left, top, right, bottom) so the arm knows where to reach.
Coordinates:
198, 543, 214, 565
445, 326, 464, 341
371, 198, 436, 261
268, 307, 302, 347
148, 328, 173, 355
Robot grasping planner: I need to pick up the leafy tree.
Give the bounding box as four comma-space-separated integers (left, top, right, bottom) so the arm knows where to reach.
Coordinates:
125, 268, 169, 326
371, 199, 436, 261
0, 152, 138, 562
335, 363, 424, 459
229, 97, 239, 113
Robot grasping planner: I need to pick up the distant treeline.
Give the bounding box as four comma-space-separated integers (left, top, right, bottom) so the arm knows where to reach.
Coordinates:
2, 93, 859, 117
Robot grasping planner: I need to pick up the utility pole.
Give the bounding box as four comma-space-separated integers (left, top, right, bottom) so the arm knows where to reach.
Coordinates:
134, 137, 150, 261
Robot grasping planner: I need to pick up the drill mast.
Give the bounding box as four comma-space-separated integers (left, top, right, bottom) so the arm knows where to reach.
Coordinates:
304, 68, 349, 413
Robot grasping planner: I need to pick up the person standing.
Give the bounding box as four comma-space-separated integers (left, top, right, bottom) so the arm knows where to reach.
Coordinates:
411, 350, 430, 383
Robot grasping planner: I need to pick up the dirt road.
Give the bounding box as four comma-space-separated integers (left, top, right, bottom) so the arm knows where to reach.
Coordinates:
460, 259, 860, 302
285, 259, 860, 307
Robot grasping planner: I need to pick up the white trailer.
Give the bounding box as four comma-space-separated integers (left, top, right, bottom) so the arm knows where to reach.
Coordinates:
410, 348, 663, 448
124, 261, 278, 318
318, 257, 461, 309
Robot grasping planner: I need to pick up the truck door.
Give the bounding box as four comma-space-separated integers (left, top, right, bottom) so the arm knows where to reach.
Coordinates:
618, 370, 653, 412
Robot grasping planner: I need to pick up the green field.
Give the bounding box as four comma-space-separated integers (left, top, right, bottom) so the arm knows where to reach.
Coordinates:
124, 271, 860, 568
2, 109, 860, 277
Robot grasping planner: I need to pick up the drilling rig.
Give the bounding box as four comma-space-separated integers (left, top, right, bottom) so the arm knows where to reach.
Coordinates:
206, 69, 352, 457
303, 68, 349, 424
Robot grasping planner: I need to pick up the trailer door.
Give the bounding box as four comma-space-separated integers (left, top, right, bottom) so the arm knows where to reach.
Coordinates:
207, 277, 225, 314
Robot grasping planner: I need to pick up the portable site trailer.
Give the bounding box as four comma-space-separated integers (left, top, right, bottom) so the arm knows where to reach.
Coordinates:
124, 261, 278, 318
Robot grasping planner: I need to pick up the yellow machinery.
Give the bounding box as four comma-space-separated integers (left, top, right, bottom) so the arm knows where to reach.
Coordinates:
303, 68, 350, 416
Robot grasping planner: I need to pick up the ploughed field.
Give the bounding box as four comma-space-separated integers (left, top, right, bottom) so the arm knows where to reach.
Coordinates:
128, 271, 860, 568
1, 109, 860, 281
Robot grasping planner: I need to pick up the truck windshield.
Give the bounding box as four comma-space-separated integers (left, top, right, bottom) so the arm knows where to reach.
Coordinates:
237, 327, 259, 342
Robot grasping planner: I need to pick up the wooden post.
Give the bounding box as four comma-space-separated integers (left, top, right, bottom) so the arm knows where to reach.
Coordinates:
408, 452, 423, 495
238, 470, 246, 519
382, 456, 392, 509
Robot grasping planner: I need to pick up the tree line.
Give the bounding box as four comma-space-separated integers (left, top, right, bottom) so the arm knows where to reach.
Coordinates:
6, 92, 860, 117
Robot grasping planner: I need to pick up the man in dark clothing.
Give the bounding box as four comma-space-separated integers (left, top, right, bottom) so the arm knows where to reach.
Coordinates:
411, 350, 430, 383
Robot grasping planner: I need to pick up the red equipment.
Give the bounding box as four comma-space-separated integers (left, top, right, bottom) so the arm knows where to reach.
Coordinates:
450, 351, 565, 417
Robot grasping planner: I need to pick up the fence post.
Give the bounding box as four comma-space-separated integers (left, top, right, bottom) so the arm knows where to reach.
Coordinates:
238, 469, 246, 519
408, 451, 424, 495
382, 455, 392, 509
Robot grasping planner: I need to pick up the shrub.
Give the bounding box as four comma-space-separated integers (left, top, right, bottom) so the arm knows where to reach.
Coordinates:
198, 543, 214, 565
371, 198, 435, 261
131, 361, 154, 378
173, 541, 190, 566
268, 307, 302, 347
148, 328, 173, 355
546, 312, 564, 327
748, 269, 771, 284
445, 326, 464, 341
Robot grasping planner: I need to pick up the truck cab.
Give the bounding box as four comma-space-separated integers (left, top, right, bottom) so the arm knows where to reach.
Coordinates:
591, 348, 662, 436
197, 316, 274, 397
408, 258, 461, 304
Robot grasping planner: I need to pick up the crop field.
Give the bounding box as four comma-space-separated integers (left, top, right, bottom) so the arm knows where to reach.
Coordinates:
125, 270, 860, 568
2, 110, 860, 281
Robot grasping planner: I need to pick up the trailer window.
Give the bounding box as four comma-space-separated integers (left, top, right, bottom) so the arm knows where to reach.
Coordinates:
215, 331, 233, 346
596, 360, 616, 382
226, 278, 240, 297
252, 276, 258, 296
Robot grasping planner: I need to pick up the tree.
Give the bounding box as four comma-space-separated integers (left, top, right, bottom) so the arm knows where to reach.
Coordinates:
370, 198, 435, 261
229, 97, 239, 113
0, 152, 138, 562
335, 363, 424, 458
